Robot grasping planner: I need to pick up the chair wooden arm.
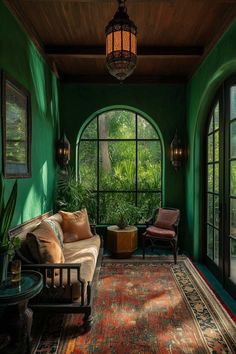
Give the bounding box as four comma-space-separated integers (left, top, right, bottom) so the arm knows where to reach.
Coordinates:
145, 216, 154, 226
145, 208, 159, 226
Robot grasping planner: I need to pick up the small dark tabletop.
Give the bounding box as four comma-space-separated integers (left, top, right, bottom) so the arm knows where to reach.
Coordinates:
0, 271, 43, 306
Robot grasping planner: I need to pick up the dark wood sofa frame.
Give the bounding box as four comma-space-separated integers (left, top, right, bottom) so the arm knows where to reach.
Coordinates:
9, 212, 103, 332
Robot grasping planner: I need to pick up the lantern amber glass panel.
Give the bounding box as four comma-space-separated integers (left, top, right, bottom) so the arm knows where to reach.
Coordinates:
106, 33, 113, 55
131, 33, 137, 54
114, 31, 122, 52
106, 31, 136, 56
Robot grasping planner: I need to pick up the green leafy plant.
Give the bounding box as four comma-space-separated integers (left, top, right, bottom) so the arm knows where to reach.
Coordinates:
107, 200, 143, 229
0, 175, 19, 257
55, 167, 96, 221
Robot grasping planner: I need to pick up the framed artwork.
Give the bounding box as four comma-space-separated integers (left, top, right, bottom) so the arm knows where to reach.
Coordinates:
1, 72, 31, 178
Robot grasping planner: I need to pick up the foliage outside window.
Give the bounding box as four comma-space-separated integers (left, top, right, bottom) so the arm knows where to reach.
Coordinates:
206, 102, 220, 266
77, 110, 162, 224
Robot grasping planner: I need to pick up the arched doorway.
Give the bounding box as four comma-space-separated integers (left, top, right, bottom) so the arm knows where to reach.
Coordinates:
205, 75, 236, 299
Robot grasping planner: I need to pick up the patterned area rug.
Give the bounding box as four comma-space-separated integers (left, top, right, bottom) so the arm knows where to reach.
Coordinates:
31, 257, 236, 353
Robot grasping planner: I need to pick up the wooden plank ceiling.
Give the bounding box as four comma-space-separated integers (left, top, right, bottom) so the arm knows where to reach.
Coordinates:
4, 0, 236, 83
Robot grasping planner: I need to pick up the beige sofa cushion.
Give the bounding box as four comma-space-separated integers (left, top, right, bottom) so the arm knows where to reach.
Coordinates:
26, 221, 65, 264
59, 209, 93, 242
42, 234, 101, 301
63, 234, 100, 282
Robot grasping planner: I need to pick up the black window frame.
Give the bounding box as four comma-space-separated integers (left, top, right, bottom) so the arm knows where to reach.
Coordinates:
204, 77, 236, 301
77, 109, 163, 225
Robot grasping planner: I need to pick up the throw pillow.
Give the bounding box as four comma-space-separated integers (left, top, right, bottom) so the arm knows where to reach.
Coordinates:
154, 208, 179, 231
26, 221, 65, 264
16, 240, 37, 264
44, 219, 64, 249
59, 209, 93, 243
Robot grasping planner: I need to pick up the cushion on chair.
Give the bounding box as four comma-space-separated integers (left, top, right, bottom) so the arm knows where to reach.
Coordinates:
146, 225, 176, 238
154, 208, 179, 231
59, 209, 93, 242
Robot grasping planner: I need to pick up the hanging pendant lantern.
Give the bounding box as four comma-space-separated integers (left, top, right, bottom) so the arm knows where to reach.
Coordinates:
105, 0, 137, 81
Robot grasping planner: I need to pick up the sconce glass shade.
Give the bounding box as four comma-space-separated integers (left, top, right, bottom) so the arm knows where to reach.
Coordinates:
56, 133, 70, 168
170, 130, 183, 170
105, 0, 137, 81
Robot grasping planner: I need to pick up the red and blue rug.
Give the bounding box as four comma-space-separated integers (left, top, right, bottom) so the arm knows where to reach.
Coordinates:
32, 257, 236, 353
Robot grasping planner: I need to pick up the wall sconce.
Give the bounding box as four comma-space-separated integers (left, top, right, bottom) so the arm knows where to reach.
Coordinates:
170, 130, 183, 170
56, 133, 70, 169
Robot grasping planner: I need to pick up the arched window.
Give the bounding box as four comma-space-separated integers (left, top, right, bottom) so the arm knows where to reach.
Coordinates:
77, 109, 162, 224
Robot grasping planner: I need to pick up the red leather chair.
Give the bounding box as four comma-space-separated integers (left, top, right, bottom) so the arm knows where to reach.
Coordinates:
142, 207, 180, 263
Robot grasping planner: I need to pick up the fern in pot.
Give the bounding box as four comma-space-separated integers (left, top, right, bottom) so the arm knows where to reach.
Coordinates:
107, 201, 142, 229
0, 176, 19, 286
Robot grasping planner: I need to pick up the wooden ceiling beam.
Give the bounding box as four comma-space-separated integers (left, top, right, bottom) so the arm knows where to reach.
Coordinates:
61, 74, 187, 84
21, 0, 236, 3
45, 45, 204, 58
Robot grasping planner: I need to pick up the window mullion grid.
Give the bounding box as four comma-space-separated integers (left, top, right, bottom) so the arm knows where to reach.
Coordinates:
229, 111, 234, 243
206, 113, 215, 262
135, 113, 138, 207
78, 111, 162, 225
229, 170, 236, 237
213, 113, 215, 261
97, 115, 99, 224
160, 134, 163, 206
229, 118, 231, 243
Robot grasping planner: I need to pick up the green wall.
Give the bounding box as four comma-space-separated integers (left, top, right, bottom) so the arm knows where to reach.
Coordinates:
60, 83, 187, 250
186, 19, 236, 260
0, 1, 59, 226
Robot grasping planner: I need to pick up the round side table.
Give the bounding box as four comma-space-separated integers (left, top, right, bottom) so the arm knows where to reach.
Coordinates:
107, 225, 138, 258
0, 270, 43, 354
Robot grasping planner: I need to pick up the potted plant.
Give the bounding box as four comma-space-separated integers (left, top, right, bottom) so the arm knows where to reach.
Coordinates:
107, 200, 142, 229
0, 175, 19, 286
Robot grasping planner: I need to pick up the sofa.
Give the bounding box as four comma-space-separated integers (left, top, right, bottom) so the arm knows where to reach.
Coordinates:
11, 209, 103, 332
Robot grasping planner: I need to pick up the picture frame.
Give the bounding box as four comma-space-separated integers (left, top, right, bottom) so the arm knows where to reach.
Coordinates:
1, 71, 31, 178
